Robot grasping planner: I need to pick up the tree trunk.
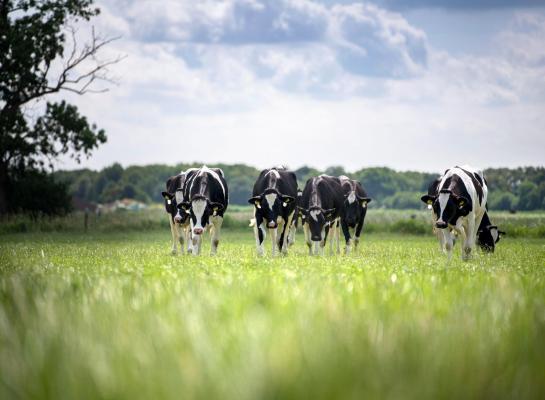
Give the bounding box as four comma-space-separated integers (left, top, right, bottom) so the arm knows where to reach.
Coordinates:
0, 162, 8, 215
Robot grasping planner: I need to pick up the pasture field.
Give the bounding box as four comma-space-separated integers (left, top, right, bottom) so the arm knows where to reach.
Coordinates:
1, 227, 545, 399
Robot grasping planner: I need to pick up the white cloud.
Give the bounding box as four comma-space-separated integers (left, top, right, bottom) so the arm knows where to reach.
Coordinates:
52, 1, 545, 172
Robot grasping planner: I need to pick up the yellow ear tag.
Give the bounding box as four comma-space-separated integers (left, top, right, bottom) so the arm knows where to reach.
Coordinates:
213, 207, 218, 216
256, 202, 261, 209
427, 200, 432, 205
459, 200, 465, 206
282, 202, 287, 207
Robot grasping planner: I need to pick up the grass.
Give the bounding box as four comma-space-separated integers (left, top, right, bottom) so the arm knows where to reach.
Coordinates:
1, 228, 544, 399
1, 207, 544, 238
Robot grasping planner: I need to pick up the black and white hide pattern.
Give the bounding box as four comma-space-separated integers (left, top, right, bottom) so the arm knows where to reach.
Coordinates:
161, 172, 191, 254
421, 165, 488, 260
248, 167, 297, 256
299, 175, 344, 256
338, 176, 371, 254
178, 166, 229, 256
477, 211, 505, 253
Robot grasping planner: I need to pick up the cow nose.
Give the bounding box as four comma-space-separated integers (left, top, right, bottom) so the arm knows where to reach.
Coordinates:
193, 227, 204, 235
435, 221, 448, 229
174, 215, 182, 223
311, 235, 321, 241
267, 221, 277, 228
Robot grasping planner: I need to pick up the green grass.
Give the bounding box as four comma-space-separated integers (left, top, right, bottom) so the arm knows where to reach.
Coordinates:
1, 229, 544, 399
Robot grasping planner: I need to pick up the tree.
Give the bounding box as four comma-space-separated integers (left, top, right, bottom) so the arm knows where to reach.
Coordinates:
0, 0, 120, 214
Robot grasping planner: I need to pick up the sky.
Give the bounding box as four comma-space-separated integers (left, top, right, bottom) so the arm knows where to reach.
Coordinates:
53, 0, 545, 173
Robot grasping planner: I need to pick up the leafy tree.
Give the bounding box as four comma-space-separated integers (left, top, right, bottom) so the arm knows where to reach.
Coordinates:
0, 0, 120, 214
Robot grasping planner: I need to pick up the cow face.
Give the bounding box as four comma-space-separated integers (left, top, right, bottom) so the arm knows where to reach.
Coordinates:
343, 192, 371, 227
179, 195, 224, 235
421, 189, 469, 229
248, 189, 294, 229
300, 206, 336, 241
162, 189, 190, 224
477, 225, 505, 252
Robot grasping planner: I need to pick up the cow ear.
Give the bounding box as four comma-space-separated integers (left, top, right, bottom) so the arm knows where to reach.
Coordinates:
210, 202, 224, 216
281, 195, 295, 207
177, 201, 190, 211
248, 196, 261, 208
498, 230, 506, 236
162, 191, 174, 200
421, 195, 435, 205
456, 196, 469, 209
360, 197, 371, 208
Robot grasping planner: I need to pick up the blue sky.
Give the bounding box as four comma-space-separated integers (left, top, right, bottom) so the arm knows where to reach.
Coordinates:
57, 0, 545, 172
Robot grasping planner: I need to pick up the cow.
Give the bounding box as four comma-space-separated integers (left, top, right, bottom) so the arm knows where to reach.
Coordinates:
287, 189, 303, 247
177, 166, 229, 256
421, 165, 488, 260
338, 176, 371, 254
248, 167, 298, 256
477, 211, 505, 252
161, 172, 191, 254
299, 175, 344, 255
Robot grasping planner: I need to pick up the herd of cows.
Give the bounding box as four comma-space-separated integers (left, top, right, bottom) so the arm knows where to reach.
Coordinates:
162, 165, 505, 259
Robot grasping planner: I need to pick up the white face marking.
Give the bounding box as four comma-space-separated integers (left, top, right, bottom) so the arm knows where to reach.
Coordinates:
491, 228, 499, 243
192, 199, 207, 229
265, 193, 277, 211
310, 210, 320, 222
347, 191, 356, 204
438, 192, 449, 222
175, 190, 184, 204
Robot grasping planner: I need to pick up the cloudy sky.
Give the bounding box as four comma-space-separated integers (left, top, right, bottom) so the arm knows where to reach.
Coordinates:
56, 0, 545, 172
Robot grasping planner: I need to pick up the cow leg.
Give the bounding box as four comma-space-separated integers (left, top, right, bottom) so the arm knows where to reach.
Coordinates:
278, 216, 290, 255
341, 220, 352, 254
185, 223, 193, 254
287, 215, 296, 248
441, 229, 454, 260
168, 215, 179, 255
270, 227, 278, 256
304, 224, 313, 255
354, 216, 365, 251
253, 220, 266, 256
462, 215, 476, 261
191, 223, 202, 256
210, 216, 223, 256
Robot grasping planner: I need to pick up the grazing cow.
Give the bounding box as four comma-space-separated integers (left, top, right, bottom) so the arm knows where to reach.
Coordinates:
421, 166, 488, 260
477, 211, 505, 252
161, 172, 191, 254
248, 167, 298, 256
299, 175, 344, 255
338, 176, 371, 254
178, 166, 229, 256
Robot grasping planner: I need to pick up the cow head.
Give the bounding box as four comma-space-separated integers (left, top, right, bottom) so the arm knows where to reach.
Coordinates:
421, 189, 470, 229
343, 191, 371, 227
180, 195, 224, 235
299, 206, 336, 241
163, 189, 189, 224
248, 188, 294, 229
477, 225, 506, 252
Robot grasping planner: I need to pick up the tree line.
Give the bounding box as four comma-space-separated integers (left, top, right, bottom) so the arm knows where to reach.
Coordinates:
44, 163, 544, 213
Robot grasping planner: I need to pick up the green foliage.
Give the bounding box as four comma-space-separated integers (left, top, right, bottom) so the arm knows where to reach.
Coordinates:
6, 169, 72, 216
54, 164, 545, 211
0, 0, 110, 214
1, 231, 544, 399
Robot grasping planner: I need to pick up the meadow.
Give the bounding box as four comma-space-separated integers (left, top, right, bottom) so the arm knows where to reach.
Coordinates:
1, 213, 544, 399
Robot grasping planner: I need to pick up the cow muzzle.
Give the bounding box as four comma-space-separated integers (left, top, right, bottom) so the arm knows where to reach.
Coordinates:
193, 227, 204, 235
435, 221, 448, 229
267, 221, 277, 229
174, 215, 183, 224
311, 235, 321, 241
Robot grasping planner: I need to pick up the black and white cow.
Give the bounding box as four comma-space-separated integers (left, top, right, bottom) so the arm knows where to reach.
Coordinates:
338, 176, 371, 254
248, 167, 298, 256
161, 172, 191, 254
477, 211, 505, 252
177, 166, 229, 256
299, 175, 344, 255
421, 166, 488, 260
